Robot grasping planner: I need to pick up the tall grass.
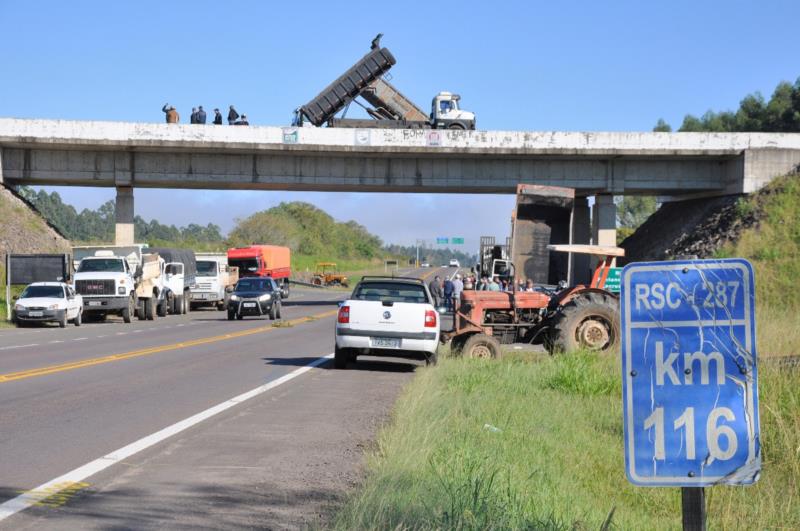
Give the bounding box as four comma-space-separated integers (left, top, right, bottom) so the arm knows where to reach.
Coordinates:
334, 353, 799, 529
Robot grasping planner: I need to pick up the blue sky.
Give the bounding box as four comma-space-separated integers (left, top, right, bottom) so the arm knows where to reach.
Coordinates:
1, 0, 798, 249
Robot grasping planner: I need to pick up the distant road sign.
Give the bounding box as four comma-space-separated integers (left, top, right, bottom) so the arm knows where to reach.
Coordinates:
451, 237, 464, 244
603, 267, 621, 293
621, 259, 760, 487
436, 237, 449, 244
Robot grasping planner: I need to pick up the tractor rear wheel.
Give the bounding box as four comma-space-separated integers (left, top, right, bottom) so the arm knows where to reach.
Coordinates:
549, 291, 619, 354
462, 334, 502, 360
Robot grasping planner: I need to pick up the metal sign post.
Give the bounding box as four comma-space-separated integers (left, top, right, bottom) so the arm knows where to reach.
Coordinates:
621, 259, 760, 530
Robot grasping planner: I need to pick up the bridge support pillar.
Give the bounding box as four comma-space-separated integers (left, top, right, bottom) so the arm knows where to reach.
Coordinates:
0, 147, 4, 185
571, 196, 592, 284
115, 186, 134, 245
593, 194, 617, 260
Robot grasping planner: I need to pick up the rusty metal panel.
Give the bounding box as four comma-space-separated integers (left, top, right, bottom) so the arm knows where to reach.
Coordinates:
361, 78, 428, 122
511, 185, 574, 285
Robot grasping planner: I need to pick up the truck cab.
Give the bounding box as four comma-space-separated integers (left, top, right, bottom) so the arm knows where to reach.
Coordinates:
73, 251, 138, 323
431, 92, 475, 130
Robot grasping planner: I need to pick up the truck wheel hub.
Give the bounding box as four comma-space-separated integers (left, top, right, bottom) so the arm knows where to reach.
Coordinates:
578, 319, 609, 350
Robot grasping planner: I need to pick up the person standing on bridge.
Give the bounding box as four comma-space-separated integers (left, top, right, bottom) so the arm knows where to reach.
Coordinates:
234, 114, 250, 126
162, 104, 179, 123
227, 105, 239, 125
213, 108, 222, 125
190, 107, 198, 124
197, 106, 207, 124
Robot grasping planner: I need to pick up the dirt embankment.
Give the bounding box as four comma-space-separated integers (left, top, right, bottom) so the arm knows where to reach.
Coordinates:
0, 185, 71, 264
620, 194, 761, 264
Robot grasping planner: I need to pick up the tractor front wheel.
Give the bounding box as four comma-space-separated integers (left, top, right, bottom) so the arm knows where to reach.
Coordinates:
462, 334, 502, 360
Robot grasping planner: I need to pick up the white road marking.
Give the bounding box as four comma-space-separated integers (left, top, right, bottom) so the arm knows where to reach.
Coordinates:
72, 338, 88, 341
48, 341, 64, 344
0, 352, 335, 522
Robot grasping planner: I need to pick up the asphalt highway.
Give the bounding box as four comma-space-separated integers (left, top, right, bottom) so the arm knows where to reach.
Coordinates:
0, 267, 447, 529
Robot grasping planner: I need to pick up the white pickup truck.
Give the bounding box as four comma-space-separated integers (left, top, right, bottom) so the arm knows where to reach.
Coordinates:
334, 276, 440, 369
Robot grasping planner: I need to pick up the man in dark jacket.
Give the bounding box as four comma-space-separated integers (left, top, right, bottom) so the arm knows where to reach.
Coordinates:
196, 106, 207, 124
190, 107, 198, 124
227, 105, 239, 125
428, 276, 443, 308
213, 108, 223, 125
234, 114, 249, 125
443, 278, 455, 312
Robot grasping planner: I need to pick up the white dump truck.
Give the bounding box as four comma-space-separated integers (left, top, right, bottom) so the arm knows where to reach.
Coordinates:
190, 253, 239, 311
72, 245, 145, 323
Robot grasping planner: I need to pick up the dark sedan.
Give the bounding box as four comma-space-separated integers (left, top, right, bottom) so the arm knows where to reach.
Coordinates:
227, 277, 283, 320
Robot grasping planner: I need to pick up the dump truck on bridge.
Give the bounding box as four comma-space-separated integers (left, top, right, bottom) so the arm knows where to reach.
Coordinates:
293, 44, 475, 130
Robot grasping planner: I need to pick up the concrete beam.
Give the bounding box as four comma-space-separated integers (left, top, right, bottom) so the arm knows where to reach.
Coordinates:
115, 186, 134, 246
571, 197, 591, 284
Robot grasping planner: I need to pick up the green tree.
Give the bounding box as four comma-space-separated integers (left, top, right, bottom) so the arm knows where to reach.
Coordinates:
653, 118, 672, 132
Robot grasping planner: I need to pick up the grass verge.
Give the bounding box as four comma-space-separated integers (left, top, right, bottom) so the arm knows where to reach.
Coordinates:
334, 352, 799, 529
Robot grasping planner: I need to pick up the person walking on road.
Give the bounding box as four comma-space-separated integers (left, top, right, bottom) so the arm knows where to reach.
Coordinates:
196, 106, 207, 124
429, 275, 443, 309
213, 108, 223, 125
452, 274, 464, 310
162, 103, 179, 123
227, 105, 239, 125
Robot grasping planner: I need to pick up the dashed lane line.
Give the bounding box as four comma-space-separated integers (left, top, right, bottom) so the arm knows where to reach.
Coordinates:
0, 309, 338, 385
0, 351, 335, 522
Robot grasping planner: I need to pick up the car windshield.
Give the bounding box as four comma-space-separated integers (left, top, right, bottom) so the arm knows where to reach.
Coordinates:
78, 258, 124, 272
235, 279, 273, 292
21, 285, 64, 299
196, 260, 217, 276
229, 258, 259, 276
352, 282, 428, 304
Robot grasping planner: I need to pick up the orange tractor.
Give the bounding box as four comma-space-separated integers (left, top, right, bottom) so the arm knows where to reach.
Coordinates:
443, 244, 624, 358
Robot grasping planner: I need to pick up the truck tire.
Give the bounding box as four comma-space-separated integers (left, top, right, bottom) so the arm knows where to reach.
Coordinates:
269, 303, 277, 320
548, 291, 619, 354
182, 294, 189, 314
333, 346, 351, 369
122, 296, 134, 323
462, 334, 502, 360
74, 310, 82, 327
173, 295, 182, 315
170, 294, 179, 315
138, 299, 148, 321
157, 298, 167, 317
146, 296, 156, 321
283, 281, 290, 299
448, 122, 466, 130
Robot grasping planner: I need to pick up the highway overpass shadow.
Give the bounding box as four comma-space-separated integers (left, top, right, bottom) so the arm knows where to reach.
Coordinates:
261, 356, 418, 373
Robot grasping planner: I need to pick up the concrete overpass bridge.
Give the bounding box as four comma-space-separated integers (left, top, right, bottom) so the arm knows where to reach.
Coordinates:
1, 118, 798, 249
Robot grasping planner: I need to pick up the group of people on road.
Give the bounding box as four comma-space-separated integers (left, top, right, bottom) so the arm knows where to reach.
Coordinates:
429, 272, 539, 311
161, 104, 249, 125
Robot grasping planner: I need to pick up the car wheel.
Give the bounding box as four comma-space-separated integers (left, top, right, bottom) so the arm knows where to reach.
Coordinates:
227, 309, 235, 321
334, 346, 350, 369
236, 314, 244, 320
426, 347, 439, 366
269, 303, 277, 320
59, 312, 67, 328
276, 303, 282, 319
74, 310, 82, 327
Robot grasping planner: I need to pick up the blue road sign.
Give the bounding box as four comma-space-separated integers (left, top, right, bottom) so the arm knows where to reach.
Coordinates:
621, 259, 760, 487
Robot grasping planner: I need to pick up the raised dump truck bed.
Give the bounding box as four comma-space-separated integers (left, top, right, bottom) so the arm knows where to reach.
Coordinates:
299, 47, 396, 127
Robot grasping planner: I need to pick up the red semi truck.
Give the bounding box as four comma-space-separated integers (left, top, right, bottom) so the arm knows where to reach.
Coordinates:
227, 245, 291, 298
